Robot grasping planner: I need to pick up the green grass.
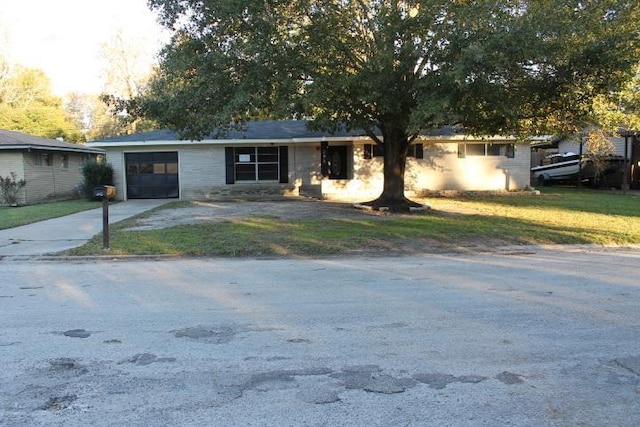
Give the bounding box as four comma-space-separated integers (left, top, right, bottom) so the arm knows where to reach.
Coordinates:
66, 187, 640, 257
0, 199, 102, 230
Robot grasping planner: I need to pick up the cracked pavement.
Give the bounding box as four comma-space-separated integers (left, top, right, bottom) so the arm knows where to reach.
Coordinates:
1, 248, 640, 426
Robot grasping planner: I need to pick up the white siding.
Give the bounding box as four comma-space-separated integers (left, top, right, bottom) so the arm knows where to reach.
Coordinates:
322, 141, 531, 200
323, 144, 383, 199
558, 136, 628, 157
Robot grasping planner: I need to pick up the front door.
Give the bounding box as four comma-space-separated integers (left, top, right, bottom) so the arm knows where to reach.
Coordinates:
325, 146, 348, 179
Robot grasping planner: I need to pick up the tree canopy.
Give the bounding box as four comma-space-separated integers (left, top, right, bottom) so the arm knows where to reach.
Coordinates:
591, 64, 640, 132
140, 0, 640, 210
0, 61, 84, 141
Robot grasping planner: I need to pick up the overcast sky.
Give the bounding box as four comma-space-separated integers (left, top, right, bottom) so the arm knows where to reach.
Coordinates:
0, 0, 169, 95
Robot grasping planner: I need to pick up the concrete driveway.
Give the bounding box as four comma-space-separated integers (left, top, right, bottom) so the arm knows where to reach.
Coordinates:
1, 247, 639, 426
0, 200, 170, 257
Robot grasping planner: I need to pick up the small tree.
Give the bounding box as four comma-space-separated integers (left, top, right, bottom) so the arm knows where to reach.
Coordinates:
81, 160, 114, 199
585, 129, 616, 186
0, 172, 26, 206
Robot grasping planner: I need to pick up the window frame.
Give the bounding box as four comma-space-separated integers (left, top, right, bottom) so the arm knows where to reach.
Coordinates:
458, 143, 515, 158
363, 143, 423, 159
233, 146, 281, 182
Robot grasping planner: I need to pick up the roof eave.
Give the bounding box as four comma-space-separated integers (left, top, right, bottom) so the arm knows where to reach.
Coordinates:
87, 135, 372, 148
0, 144, 105, 154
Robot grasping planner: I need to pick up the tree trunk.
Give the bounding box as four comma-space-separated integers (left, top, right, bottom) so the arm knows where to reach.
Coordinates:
362, 124, 423, 212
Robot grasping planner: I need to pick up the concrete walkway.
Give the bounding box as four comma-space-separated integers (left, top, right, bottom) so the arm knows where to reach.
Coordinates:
0, 199, 170, 256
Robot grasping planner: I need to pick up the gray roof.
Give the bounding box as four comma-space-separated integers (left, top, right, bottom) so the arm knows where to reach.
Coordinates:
0, 129, 105, 154
91, 120, 467, 143
92, 120, 367, 143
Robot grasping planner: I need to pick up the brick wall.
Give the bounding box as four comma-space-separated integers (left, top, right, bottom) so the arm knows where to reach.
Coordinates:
0, 152, 27, 205
1, 151, 91, 204
179, 146, 226, 199
105, 148, 125, 199
102, 140, 533, 202
22, 151, 89, 203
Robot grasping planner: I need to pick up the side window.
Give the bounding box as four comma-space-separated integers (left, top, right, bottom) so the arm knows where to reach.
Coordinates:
363, 144, 384, 159
505, 144, 515, 158
465, 144, 486, 156
407, 143, 424, 159
487, 144, 502, 156
458, 143, 515, 158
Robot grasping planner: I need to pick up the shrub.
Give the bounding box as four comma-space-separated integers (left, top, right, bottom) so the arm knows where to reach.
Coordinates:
81, 161, 114, 199
585, 130, 617, 186
0, 172, 27, 206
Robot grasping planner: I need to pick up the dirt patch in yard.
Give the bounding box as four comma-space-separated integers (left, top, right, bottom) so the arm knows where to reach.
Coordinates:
126, 198, 409, 231
122, 196, 522, 255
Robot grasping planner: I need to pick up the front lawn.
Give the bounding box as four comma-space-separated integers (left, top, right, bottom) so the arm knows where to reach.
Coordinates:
66, 188, 640, 257
0, 200, 101, 230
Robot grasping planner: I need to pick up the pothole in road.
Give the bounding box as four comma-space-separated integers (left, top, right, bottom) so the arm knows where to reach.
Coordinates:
171, 326, 237, 344
48, 358, 88, 376
118, 353, 177, 366
41, 395, 76, 411
63, 329, 91, 338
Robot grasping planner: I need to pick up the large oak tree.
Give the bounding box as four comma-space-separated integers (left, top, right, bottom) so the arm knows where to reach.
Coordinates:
139, 0, 640, 211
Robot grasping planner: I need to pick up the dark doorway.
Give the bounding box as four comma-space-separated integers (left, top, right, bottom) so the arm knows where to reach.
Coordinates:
325, 145, 348, 179
631, 136, 640, 190
125, 152, 179, 199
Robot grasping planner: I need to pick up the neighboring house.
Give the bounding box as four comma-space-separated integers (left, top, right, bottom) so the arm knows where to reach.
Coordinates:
531, 131, 640, 188
86, 120, 534, 202
0, 130, 105, 205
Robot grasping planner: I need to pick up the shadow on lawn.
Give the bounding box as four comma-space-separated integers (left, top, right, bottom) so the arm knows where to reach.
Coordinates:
446, 187, 640, 218
72, 208, 635, 257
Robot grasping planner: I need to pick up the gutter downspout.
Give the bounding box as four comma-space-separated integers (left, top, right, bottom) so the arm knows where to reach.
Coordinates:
577, 133, 583, 187
623, 132, 629, 194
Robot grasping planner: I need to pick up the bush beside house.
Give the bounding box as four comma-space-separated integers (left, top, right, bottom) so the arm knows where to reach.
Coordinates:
0, 172, 26, 206
81, 161, 114, 199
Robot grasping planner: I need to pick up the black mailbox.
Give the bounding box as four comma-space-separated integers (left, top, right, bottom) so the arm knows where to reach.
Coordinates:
93, 185, 116, 200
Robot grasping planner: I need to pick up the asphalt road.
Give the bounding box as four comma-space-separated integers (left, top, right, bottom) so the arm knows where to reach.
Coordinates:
1, 248, 640, 426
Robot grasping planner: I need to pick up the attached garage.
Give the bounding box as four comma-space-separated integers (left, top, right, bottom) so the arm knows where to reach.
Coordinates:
125, 152, 179, 199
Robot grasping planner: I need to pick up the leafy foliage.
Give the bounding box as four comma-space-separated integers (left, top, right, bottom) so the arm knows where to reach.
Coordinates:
585, 129, 617, 180
81, 161, 114, 199
591, 64, 640, 132
0, 172, 26, 205
0, 63, 84, 141
138, 1, 640, 209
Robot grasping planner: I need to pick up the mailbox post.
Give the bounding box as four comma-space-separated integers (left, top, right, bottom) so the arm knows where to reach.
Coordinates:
102, 195, 109, 250
93, 185, 116, 250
